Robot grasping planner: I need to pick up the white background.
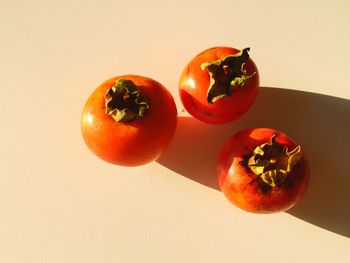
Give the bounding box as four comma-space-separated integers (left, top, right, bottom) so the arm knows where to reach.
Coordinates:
1, 0, 350, 262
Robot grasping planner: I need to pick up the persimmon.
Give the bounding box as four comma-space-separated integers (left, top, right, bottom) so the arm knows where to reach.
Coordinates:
217, 128, 310, 213
179, 46, 259, 124
81, 75, 177, 166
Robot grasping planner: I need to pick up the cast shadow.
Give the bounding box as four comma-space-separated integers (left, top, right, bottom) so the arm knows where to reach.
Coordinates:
157, 87, 350, 238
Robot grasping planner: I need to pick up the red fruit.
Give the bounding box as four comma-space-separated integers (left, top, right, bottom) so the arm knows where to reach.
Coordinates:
81, 75, 177, 166
179, 46, 259, 124
217, 128, 310, 213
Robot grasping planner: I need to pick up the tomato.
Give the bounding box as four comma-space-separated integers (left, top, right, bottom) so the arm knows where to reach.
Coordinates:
81, 75, 177, 166
217, 128, 309, 213
179, 46, 259, 124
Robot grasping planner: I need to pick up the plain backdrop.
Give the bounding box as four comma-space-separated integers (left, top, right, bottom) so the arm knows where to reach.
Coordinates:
1, 0, 350, 262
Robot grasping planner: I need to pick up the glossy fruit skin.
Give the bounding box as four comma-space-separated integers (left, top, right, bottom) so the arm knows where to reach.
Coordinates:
217, 128, 310, 213
81, 75, 177, 166
179, 46, 259, 124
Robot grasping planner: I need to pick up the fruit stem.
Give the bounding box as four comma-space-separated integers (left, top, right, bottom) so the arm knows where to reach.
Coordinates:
248, 135, 302, 187
105, 79, 149, 122
201, 48, 255, 104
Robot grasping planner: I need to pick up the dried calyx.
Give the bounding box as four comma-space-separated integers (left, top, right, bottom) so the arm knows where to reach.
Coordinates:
248, 135, 302, 187
105, 79, 149, 122
201, 48, 256, 104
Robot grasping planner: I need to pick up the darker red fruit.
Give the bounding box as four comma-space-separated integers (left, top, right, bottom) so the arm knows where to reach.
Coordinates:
179, 46, 259, 124
217, 128, 310, 213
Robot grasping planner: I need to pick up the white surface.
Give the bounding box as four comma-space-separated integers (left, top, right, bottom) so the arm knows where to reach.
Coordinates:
1, 0, 350, 262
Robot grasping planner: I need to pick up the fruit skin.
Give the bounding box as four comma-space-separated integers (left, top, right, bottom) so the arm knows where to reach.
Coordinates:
217, 128, 310, 213
179, 46, 259, 124
81, 75, 177, 166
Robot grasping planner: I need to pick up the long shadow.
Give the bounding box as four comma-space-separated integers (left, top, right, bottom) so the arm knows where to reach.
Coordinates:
157, 87, 350, 238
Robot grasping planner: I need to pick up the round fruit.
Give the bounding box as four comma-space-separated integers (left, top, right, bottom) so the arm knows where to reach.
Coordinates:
217, 128, 309, 213
179, 46, 259, 124
81, 75, 177, 166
